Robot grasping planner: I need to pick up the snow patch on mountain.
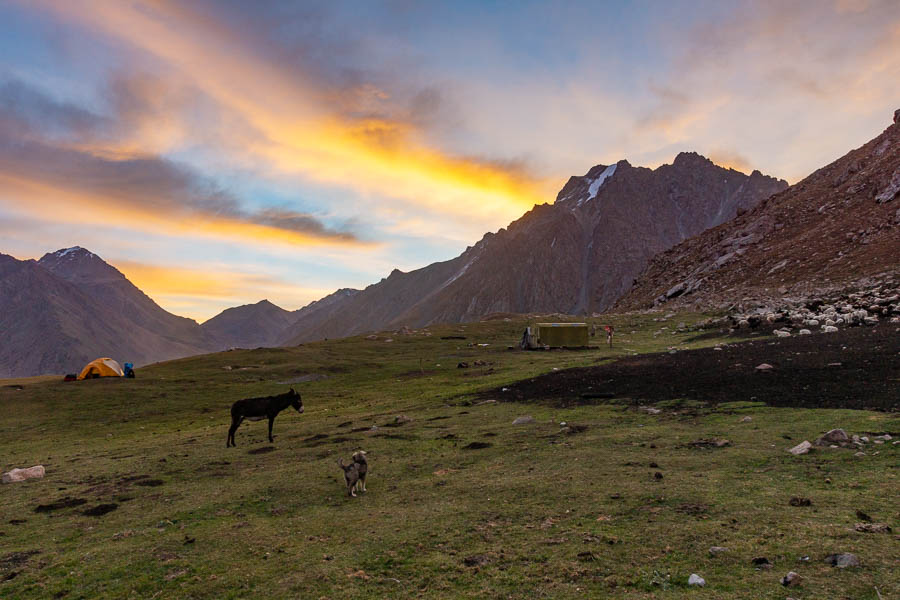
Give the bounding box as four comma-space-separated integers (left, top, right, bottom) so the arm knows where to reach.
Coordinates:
575, 163, 618, 208
54, 246, 94, 259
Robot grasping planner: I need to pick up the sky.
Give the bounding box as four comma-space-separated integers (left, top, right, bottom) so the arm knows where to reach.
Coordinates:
1, 0, 898, 321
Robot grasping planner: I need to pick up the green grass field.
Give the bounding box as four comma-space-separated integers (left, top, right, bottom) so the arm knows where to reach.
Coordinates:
1, 313, 897, 599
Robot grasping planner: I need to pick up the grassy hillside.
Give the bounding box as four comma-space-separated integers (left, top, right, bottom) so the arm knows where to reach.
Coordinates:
1, 313, 897, 599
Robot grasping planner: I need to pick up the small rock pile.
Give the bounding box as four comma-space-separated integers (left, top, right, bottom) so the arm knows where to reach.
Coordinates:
787, 428, 894, 456
724, 278, 900, 335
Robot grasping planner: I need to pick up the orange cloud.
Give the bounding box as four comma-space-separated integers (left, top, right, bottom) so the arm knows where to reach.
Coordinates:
0, 173, 366, 249
111, 259, 338, 321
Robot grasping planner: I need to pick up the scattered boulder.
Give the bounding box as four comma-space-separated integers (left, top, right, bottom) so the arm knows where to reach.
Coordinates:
2, 466, 45, 484
512, 416, 535, 425
854, 523, 891, 533
824, 553, 860, 568
739, 416, 752, 423
687, 573, 706, 587
752, 556, 773, 569
755, 363, 774, 371
709, 546, 729, 556
789, 496, 812, 507
788, 441, 812, 455
814, 428, 849, 446
781, 571, 803, 587
457, 362, 469, 368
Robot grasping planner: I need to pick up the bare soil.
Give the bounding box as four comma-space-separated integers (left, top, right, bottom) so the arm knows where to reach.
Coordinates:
486, 324, 900, 411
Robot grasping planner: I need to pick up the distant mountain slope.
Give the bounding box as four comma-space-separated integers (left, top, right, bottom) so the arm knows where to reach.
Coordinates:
1, 253, 132, 378
38, 247, 218, 352
616, 109, 900, 311
201, 299, 297, 349
1, 247, 219, 377
283, 153, 786, 344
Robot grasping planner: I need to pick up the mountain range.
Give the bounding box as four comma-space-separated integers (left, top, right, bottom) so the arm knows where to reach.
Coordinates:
279, 152, 786, 344
10, 108, 899, 380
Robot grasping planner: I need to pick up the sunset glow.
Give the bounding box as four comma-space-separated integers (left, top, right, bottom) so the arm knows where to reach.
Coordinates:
2, 0, 898, 319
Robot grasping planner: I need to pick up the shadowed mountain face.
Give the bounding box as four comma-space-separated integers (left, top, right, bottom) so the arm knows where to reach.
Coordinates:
616, 111, 900, 311
0, 248, 218, 377
38, 247, 218, 351
282, 154, 786, 344
201, 299, 297, 349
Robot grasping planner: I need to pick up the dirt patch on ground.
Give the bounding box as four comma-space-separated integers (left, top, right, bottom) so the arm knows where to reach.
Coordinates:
34, 497, 87, 513
1, 550, 40, 580
82, 503, 118, 517
482, 325, 899, 411
135, 479, 164, 487
463, 441, 493, 450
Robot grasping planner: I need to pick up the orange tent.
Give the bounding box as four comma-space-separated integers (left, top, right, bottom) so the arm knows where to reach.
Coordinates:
77, 358, 124, 380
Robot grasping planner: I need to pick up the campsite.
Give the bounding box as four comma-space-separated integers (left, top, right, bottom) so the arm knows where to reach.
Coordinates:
2, 313, 897, 599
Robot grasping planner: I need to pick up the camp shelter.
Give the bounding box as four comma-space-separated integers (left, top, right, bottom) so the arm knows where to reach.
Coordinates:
535, 323, 589, 347
77, 357, 124, 380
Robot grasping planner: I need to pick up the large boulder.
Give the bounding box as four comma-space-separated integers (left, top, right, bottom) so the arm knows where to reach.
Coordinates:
876, 168, 900, 204
2, 465, 45, 483
815, 428, 849, 446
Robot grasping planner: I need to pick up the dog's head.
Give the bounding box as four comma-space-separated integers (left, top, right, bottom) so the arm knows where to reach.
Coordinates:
288, 388, 304, 413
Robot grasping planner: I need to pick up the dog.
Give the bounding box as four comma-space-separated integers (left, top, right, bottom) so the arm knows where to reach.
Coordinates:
338, 450, 368, 497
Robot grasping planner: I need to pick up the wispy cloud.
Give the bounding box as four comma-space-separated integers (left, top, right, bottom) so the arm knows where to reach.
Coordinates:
0, 79, 363, 246
28, 0, 551, 228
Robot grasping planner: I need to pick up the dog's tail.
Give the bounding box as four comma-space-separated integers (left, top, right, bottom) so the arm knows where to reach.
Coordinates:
338, 458, 350, 471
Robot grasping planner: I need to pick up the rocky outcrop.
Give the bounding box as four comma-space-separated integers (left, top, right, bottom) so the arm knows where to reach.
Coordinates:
875, 168, 900, 203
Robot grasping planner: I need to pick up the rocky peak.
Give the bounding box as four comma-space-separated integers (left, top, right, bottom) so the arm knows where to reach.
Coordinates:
672, 151, 713, 168
894, 108, 900, 125
554, 160, 624, 208
38, 246, 124, 284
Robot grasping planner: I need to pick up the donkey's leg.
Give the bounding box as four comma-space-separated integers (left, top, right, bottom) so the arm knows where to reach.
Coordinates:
268, 416, 275, 443
227, 416, 243, 447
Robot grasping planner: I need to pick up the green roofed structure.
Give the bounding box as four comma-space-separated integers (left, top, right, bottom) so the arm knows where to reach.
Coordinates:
535, 323, 589, 348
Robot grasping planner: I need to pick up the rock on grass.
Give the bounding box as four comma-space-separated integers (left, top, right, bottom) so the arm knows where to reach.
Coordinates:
824, 553, 860, 568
